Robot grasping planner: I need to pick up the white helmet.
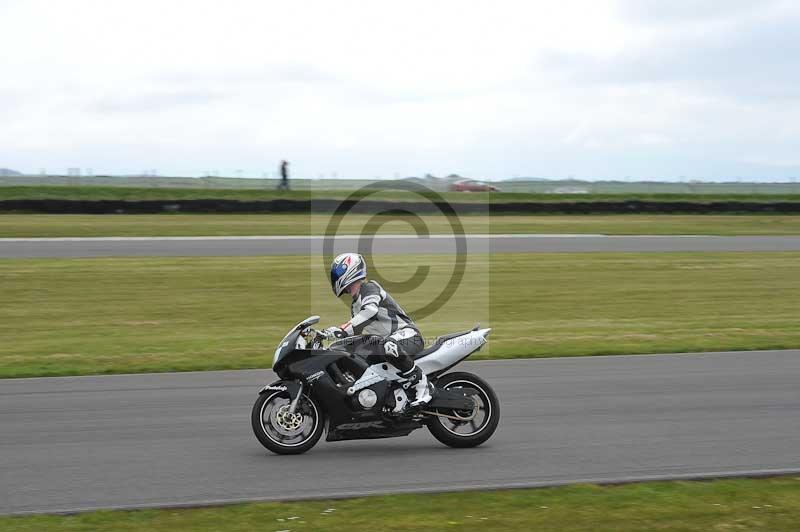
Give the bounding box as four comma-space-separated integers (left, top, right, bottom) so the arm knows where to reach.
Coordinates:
330, 253, 367, 297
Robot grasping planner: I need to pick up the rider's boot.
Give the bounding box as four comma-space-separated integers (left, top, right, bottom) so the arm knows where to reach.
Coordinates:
400, 365, 432, 408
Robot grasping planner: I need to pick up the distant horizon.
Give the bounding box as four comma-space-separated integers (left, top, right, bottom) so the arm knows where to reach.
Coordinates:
1, 170, 798, 184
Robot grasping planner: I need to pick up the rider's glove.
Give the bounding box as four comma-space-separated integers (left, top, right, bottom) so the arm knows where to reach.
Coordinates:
323, 326, 347, 339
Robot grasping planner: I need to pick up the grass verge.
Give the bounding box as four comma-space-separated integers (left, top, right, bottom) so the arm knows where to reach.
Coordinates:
2, 252, 799, 378
3, 213, 800, 237
2, 477, 799, 531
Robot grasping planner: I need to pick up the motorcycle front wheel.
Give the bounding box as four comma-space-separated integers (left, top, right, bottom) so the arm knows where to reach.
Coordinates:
251, 390, 325, 455
427, 371, 500, 448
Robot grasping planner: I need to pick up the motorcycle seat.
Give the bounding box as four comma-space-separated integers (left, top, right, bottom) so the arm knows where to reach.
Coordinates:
414, 327, 478, 359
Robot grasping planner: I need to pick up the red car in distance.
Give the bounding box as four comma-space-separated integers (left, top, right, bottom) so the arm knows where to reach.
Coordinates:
449, 179, 499, 192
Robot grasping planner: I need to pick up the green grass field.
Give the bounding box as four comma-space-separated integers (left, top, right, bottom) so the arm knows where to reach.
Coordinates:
2, 477, 798, 531
3, 184, 800, 203
2, 252, 798, 378
3, 213, 800, 237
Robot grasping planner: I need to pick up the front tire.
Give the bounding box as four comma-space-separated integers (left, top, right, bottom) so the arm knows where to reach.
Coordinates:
251, 390, 324, 455
427, 372, 500, 448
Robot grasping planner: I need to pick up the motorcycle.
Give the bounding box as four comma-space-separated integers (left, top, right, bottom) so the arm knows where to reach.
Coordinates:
251, 316, 500, 454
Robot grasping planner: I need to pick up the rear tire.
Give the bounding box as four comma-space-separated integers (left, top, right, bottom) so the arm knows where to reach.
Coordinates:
251, 390, 325, 455
427, 372, 500, 448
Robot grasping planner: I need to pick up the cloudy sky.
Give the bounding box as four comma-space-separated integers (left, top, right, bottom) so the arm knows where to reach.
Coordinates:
1, 0, 798, 180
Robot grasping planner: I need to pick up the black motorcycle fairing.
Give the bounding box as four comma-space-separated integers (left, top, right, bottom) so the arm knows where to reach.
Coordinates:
327, 419, 422, 442
272, 347, 395, 431
274, 348, 350, 380
329, 335, 384, 357
258, 379, 302, 395
311, 372, 400, 431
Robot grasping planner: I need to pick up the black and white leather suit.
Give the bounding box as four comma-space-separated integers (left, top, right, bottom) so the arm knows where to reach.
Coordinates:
339, 280, 424, 377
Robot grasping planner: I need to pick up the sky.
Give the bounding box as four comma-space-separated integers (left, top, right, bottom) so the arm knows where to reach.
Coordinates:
1, 0, 799, 181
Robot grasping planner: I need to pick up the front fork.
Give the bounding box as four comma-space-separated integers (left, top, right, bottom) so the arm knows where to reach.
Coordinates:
287, 381, 303, 414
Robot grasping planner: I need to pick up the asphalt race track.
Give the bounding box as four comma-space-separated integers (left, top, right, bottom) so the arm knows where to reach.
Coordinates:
1, 350, 798, 515
2, 234, 800, 258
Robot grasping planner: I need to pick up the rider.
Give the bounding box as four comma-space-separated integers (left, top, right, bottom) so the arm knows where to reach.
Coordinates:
324, 252, 432, 409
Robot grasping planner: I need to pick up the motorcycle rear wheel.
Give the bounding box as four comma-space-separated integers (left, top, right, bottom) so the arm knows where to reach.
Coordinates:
251, 390, 325, 455
427, 372, 500, 448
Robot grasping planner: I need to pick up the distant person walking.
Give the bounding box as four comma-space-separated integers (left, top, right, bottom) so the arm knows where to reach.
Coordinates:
278, 160, 290, 190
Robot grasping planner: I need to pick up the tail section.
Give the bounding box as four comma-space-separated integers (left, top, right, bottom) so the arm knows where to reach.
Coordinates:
416, 328, 491, 376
